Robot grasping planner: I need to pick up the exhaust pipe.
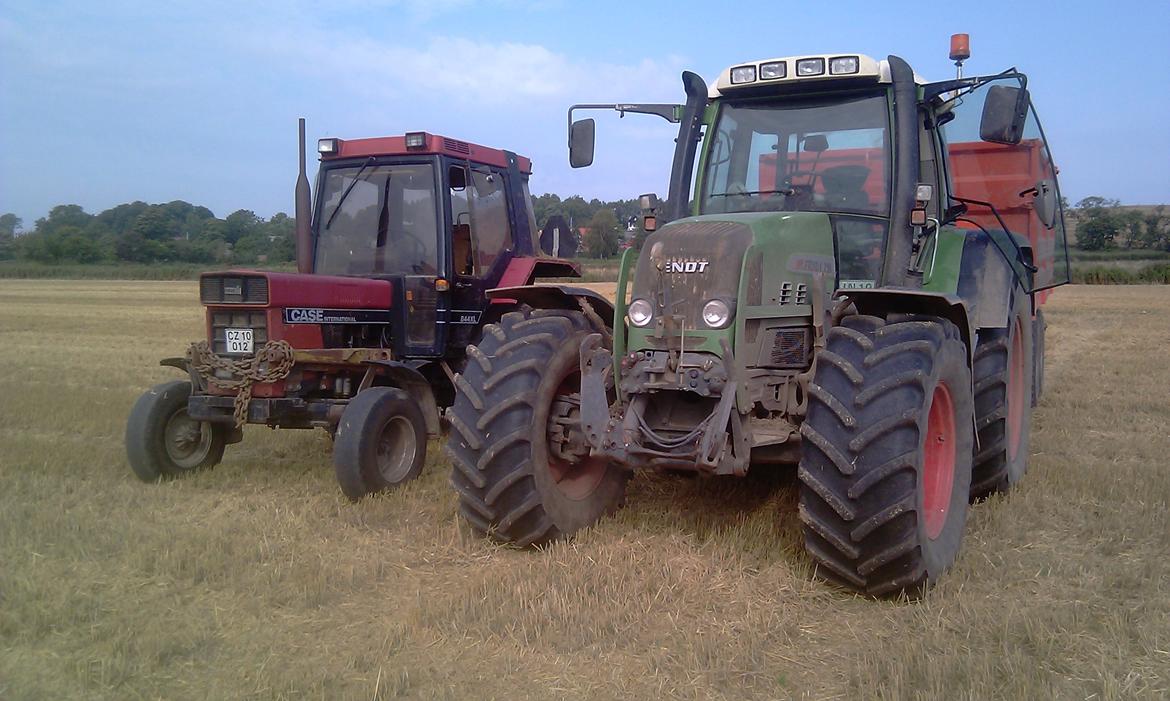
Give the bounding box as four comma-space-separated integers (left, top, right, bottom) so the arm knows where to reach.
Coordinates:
295, 118, 313, 274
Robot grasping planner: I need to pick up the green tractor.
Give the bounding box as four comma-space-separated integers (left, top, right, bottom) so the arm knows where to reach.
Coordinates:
446, 39, 1070, 596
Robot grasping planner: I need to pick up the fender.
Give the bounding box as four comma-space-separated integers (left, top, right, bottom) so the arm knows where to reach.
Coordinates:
486, 284, 615, 329
842, 289, 974, 365
955, 227, 1035, 330
362, 359, 442, 438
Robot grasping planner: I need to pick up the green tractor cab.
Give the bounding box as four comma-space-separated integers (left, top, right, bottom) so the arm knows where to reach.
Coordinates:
448, 40, 1069, 597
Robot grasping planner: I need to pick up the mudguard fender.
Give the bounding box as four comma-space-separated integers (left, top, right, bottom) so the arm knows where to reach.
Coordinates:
840, 289, 974, 364
362, 359, 442, 437
487, 284, 615, 329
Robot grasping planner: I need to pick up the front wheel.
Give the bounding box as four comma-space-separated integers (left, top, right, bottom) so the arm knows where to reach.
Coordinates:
446, 309, 628, 546
332, 387, 427, 501
798, 315, 974, 597
126, 380, 226, 482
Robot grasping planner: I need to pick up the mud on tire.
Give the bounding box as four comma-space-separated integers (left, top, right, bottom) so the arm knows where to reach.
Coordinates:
446, 309, 628, 546
970, 291, 1034, 499
798, 315, 973, 597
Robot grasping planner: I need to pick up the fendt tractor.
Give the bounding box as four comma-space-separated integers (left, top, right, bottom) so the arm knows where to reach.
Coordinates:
446, 36, 1070, 596
126, 123, 612, 499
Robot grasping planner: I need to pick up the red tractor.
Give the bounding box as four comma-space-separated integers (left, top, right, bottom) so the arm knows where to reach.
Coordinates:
126, 122, 614, 499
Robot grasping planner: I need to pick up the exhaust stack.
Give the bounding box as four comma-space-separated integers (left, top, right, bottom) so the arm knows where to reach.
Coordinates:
295, 118, 313, 274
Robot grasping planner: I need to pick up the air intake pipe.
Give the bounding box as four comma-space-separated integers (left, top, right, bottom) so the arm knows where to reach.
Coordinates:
294, 118, 313, 274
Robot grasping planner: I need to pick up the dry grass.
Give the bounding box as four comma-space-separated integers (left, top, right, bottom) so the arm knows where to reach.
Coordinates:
1, 280, 1168, 700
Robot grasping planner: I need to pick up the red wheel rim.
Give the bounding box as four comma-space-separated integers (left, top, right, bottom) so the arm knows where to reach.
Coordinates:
546, 374, 607, 500
922, 382, 956, 540
1007, 317, 1026, 462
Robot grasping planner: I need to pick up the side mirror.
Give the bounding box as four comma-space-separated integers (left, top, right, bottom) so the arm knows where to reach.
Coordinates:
569, 118, 596, 168
1030, 179, 1058, 229
803, 134, 829, 153
980, 84, 1030, 145
639, 192, 660, 232
539, 214, 577, 257
448, 165, 467, 191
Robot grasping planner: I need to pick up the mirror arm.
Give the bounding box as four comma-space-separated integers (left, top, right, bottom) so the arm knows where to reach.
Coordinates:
921, 67, 1026, 102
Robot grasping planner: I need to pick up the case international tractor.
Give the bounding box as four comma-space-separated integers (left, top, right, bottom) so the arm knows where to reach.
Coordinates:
446, 36, 1070, 596
126, 124, 613, 499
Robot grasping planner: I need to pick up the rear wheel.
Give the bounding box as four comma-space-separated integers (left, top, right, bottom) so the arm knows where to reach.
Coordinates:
446, 309, 628, 546
970, 292, 1034, 499
332, 387, 427, 500
126, 380, 226, 482
798, 315, 973, 597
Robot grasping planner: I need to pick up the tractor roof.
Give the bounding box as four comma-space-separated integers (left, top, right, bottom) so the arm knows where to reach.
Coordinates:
710, 53, 925, 98
319, 132, 532, 174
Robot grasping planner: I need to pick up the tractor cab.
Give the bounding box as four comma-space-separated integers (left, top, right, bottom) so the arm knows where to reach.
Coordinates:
309, 132, 548, 357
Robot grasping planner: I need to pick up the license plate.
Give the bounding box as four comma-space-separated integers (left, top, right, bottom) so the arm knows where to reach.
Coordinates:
225, 328, 254, 355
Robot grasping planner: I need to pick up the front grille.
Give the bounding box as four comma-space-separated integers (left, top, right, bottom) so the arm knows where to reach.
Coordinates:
769, 328, 810, 369
210, 310, 268, 355
200, 275, 269, 304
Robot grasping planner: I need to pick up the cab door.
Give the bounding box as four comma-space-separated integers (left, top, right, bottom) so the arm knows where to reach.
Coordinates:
938, 74, 1071, 293
446, 164, 515, 350
393, 159, 449, 358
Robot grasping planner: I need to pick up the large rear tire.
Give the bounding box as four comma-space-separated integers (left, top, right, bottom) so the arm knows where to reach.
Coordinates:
798, 315, 973, 597
126, 380, 226, 482
332, 387, 427, 501
446, 309, 628, 546
970, 292, 1034, 499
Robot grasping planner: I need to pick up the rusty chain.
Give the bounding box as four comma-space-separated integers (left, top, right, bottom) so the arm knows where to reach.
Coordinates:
186, 339, 295, 428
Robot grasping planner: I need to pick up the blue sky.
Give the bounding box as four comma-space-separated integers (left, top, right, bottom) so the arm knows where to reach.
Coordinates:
2, 0, 1168, 227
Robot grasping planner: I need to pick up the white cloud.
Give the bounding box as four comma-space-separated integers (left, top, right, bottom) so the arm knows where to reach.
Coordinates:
241, 25, 687, 107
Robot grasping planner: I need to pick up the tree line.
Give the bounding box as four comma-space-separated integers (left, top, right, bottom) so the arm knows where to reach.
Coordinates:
1071, 197, 1170, 251
0, 193, 647, 265
8, 193, 1157, 264
0, 202, 295, 265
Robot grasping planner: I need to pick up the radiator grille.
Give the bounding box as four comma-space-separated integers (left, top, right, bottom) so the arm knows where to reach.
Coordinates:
200, 275, 269, 304
211, 310, 268, 355
769, 328, 810, 369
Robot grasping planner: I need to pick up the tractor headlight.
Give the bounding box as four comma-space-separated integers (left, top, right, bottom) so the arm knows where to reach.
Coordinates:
730, 65, 757, 84
829, 56, 860, 75
701, 299, 733, 329
628, 298, 654, 327
796, 58, 825, 77
760, 61, 787, 80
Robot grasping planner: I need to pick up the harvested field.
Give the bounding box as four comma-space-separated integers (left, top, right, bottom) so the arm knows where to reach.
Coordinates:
1, 280, 1168, 699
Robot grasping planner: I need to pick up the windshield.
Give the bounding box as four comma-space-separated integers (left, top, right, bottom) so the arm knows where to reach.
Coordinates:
700, 93, 891, 217
314, 163, 439, 276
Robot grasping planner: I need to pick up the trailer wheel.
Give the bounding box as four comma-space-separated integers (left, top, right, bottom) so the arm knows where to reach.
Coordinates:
332, 387, 427, 500
126, 380, 226, 482
798, 315, 973, 597
446, 309, 628, 546
970, 292, 1034, 499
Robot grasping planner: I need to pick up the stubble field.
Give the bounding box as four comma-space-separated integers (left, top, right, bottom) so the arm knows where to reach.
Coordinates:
1, 280, 1168, 700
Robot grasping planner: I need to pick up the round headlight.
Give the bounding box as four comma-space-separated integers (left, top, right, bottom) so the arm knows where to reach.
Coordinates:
628, 298, 654, 327
702, 299, 732, 328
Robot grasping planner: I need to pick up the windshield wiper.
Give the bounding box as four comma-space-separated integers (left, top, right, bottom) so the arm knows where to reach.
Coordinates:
324, 157, 376, 231
708, 187, 795, 198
